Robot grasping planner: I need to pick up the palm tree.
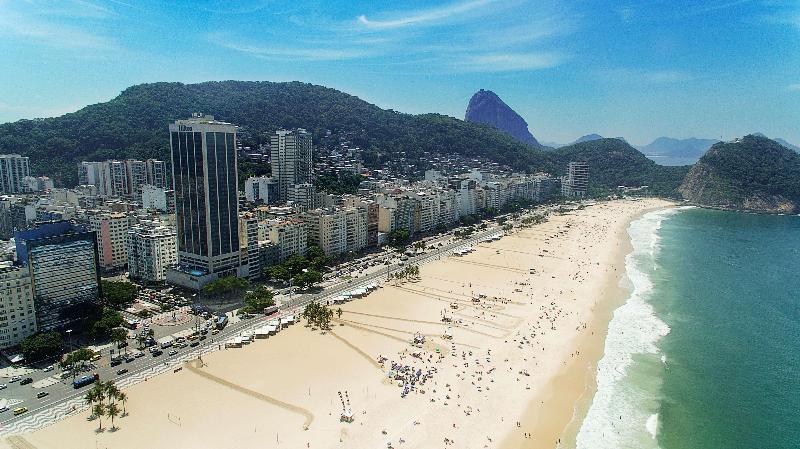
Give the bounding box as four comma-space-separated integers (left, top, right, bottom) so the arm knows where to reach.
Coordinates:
92, 403, 105, 431
116, 391, 128, 416
84, 389, 97, 410
106, 403, 120, 430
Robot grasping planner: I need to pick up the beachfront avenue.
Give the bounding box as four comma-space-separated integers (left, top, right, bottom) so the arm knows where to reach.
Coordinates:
0, 223, 503, 435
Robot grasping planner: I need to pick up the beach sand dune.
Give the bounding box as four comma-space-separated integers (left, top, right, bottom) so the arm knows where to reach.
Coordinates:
7, 198, 671, 449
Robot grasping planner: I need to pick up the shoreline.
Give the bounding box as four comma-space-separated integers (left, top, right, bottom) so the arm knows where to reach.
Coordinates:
499, 202, 675, 449
8, 198, 673, 449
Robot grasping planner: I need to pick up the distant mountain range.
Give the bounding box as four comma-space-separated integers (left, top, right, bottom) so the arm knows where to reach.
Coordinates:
679, 135, 800, 213
464, 89, 541, 147
541, 134, 626, 149
636, 137, 720, 166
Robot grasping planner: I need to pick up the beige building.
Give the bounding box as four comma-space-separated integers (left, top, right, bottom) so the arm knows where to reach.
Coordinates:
89, 212, 129, 271
0, 263, 36, 349
126, 223, 177, 283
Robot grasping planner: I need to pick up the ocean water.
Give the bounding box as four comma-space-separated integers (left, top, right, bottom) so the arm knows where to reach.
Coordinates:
575, 207, 800, 449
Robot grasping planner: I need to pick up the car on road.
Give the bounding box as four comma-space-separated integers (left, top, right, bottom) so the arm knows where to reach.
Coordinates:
13, 407, 27, 416
125, 356, 135, 363
9, 376, 21, 383
168, 349, 178, 356
20, 377, 33, 385
0, 384, 6, 390
199, 335, 207, 341
43, 365, 54, 372
134, 351, 145, 358
90, 354, 101, 362
110, 358, 122, 367
37, 391, 49, 399
151, 349, 163, 357
0, 406, 8, 413
189, 341, 199, 347
116, 369, 128, 375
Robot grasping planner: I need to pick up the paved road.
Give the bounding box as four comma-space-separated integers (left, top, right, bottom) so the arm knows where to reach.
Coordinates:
0, 225, 501, 436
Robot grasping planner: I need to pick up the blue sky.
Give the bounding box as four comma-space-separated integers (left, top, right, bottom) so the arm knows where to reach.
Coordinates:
0, 0, 798, 145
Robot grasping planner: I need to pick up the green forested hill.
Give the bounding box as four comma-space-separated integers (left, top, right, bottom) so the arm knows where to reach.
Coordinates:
552, 138, 689, 196
678, 135, 800, 213
0, 81, 547, 186
0, 80, 684, 196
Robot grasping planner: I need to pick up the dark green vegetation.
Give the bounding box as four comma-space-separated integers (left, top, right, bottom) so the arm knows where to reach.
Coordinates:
202, 276, 249, 296
101, 280, 138, 309
553, 138, 689, 197
302, 302, 333, 330
0, 81, 684, 195
678, 135, 800, 213
61, 347, 97, 369
315, 171, 365, 194
264, 245, 329, 289
241, 285, 275, 314
20, 331, 64, 363
88, 307, 125, 340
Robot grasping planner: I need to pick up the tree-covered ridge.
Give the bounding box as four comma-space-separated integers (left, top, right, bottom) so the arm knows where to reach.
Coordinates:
678, 135, 800, 213
0, 80, 687, 196
0, 81, 546, 186
551, 138, 689, 197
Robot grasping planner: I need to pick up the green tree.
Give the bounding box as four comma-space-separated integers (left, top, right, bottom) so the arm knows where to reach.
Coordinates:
106, 403, 120, 430
110, 328, 128, 352
89, 308, 124, 340
264, 264, 291, 283
20, 332, 64, 363
93, 403, 106, 431
63, 347, 97, 372
202, 277, 249, 296
293, 270, 322, 289
387, 228, 410, 249
242, 286, 275, 314
100, 281, 138, 308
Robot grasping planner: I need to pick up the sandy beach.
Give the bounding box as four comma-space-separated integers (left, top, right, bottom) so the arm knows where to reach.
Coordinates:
4, 198, 672, 449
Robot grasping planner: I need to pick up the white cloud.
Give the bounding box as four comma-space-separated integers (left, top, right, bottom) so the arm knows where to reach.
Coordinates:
211, 34, 374, 61
600, 68, 694, 84
357, 0, 496, 30
455, 52, 567, 72
0, 0, 115, 49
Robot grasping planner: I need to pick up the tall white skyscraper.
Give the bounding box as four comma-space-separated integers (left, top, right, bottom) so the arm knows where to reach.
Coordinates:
270, 129, 312, 202
0, 154, 30, 194
169, 114, 240, 280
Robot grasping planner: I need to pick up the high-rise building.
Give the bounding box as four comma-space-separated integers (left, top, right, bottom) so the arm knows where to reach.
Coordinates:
126, 160, 147, 199
267, 218, 307, 262
15, 222, 101, 332
238, 213, 261, 281
0, 263, 36, 349
245, 176, 278, 205
141, 185, 174, 212
126, 223, 177, 283
0, 154, 30, 194
270, 129, 313, 202
168, 114, 240, 285
562, 161, 589, 198
145, 159, 168, 189
288, 183, 315, 211
89, 212, 130, 271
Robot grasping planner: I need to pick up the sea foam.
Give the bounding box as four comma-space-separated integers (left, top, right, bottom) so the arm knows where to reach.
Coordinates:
575, 208, 680, 449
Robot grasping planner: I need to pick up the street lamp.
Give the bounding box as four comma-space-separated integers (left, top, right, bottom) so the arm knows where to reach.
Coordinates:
66, 329, 73, 351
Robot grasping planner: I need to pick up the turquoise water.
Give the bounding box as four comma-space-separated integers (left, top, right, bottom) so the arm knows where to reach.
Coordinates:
575, 207, 800, 449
